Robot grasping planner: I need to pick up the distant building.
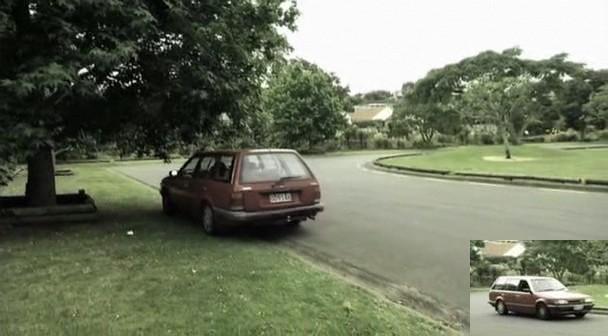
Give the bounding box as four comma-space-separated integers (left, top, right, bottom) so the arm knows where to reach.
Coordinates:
349, 104, 393, 125
481, 240, 526, 258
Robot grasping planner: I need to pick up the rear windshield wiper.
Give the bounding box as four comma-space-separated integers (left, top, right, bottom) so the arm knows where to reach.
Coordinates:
273, 175, 303, 186
279, 175, 303, 182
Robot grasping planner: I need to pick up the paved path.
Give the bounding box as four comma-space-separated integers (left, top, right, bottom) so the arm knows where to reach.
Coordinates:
470, 291, 608, 335
112, 153, 608, 326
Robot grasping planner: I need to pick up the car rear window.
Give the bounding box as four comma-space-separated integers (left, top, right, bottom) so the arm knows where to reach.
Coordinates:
240, 152, 312, 183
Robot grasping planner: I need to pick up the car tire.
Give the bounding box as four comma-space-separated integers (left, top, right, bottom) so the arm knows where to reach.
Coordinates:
536, 303, 550, 320
574, 312, 587, 318
162, 193, 176, 216
495, 300, 508, 315
201, 205, 222, 235
286, 220, 301, 228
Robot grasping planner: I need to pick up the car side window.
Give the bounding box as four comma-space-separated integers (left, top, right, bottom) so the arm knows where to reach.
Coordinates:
195, 156, 215, 179
518, 280, 530, 292
493, 278, 506, 290
505, 279, 519, 291
179, 156, 201, 177
209, 155, 234, 183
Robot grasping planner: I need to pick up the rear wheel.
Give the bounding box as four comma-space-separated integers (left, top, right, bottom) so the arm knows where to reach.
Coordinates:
536, 303, 550, 320
201, 205, 222, 235
162, 193, 176, 216
496, 300, 508, 315
286, 220, 301, 228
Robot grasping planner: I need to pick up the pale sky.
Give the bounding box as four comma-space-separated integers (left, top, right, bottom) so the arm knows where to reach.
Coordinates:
286, 0, 608, 93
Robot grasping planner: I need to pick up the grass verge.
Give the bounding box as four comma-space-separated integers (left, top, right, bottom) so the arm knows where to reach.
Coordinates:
0, 165, 454, 335
571, 285, 608, 308
378, 145, 608, 180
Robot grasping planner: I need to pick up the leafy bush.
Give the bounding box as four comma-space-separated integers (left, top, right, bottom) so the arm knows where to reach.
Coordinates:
372, 133, 391, 149
436, 134, 456, 145
544, 129, 580, 142
479, 133, 496, 145
593, 129, 608, 141
395, 138, 411, 149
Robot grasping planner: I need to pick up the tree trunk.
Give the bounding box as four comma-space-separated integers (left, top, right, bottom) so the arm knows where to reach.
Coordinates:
502, 130, 511, 159
25, 145, 57, 206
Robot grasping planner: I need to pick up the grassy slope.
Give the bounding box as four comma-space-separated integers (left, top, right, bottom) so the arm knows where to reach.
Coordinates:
379, 145, 608, 180
571, 285, 608, 307
0, 165, 453, 335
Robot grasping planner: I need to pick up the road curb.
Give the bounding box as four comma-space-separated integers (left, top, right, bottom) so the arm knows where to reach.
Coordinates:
372, 154, 608, 193
591, 307, 608, 315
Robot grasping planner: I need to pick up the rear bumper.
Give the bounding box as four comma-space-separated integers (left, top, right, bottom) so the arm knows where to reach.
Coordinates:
214, 203, 324, 224
546, 304, 594, 315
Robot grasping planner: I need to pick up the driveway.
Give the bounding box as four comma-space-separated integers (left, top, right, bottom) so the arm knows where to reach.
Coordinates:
112, 153, 608, 326
470, 291, 608, 335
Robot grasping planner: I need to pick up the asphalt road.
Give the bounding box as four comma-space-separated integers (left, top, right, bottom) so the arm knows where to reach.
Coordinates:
112, 153, 608, 327
470, 291, 608, 335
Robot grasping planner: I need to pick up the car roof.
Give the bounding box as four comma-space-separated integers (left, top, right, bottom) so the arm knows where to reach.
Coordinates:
496, 275, 555, 281
193, 148, 298, 156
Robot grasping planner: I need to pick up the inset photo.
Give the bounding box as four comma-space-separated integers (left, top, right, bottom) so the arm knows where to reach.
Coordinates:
470, 240, 608, 335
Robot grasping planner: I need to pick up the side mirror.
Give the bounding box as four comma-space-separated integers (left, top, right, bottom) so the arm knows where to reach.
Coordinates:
169, 170, 178, 177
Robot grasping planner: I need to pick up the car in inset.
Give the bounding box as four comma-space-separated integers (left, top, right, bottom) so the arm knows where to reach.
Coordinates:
488, 276, 594, 319
160, 149, 324, 234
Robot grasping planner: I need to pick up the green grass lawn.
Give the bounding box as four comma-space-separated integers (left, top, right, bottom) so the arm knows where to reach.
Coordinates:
378, 145, 608, 180
571, 285, 608, 307
0, 165, 454, 335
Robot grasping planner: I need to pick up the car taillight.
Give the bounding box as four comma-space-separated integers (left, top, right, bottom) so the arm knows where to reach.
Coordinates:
229, 192, 244, 211
313, 186, 321, 203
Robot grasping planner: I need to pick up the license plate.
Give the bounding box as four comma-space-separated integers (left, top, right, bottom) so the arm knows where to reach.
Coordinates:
269, 192, 292, 203
574, 304, 584, 311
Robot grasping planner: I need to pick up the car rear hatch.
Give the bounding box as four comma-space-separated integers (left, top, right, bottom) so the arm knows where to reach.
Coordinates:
236, 151, 320, 212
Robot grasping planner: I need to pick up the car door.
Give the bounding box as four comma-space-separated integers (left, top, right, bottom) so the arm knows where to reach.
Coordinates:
502, 278, 519, 312
205, 154, 236, 210
171, 155, 201, 210
182, 155, 216, 217
514, 280, 536, 314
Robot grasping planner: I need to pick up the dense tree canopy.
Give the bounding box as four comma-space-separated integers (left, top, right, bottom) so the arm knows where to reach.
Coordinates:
0, 0, 298, 202
522, 240, 608, 282
461, 76, 539, 158
584, 84, 608, 129
391, 48, 608, 148
262, 59, 348, 151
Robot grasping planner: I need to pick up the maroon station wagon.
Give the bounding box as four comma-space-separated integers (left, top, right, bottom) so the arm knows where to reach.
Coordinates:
160, 149, 324, 234
488, 276, 594, 320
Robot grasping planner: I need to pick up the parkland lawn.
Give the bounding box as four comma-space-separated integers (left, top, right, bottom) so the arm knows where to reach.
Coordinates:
0, 165, 454, 335
571, 285, 608, 308
378, 145, 608, 180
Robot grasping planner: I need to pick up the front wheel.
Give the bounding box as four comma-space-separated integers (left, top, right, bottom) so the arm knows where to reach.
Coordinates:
574, 312, 587, 318
496, 300, 508, 315
536, 303, 550, 320
162, 194, 176, 216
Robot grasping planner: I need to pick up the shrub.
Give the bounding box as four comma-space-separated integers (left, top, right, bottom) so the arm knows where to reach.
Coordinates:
395, 138, 411, 149
372, 133, 391, 149
594, 129, 608, 141
544, 129, 580, 143
479, 133, 496, 145
436, 134, 456, 145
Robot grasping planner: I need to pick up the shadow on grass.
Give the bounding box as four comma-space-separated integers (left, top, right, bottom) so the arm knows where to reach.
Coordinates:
1, 200, 310, 248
